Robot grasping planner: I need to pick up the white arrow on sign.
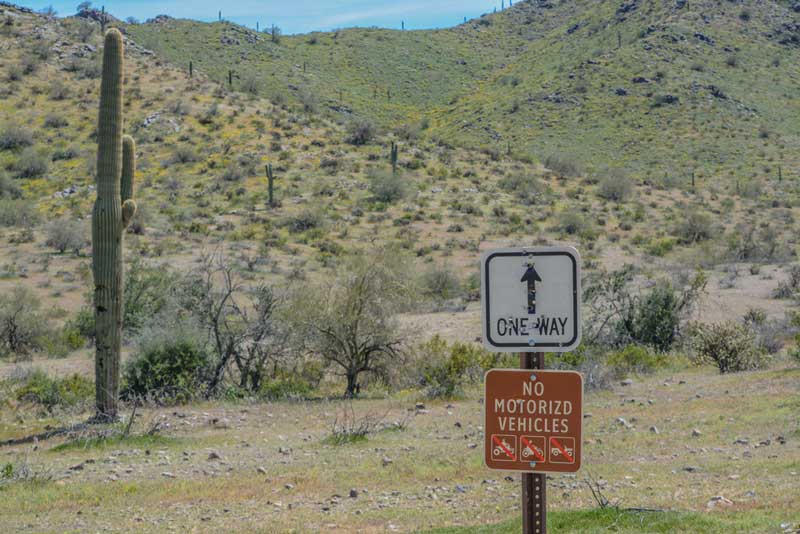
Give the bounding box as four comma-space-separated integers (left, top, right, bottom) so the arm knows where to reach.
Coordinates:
480, 246, 581, 353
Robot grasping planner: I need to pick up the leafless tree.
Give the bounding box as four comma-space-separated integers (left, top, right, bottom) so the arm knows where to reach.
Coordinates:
290, 249, 414, 398
180, 251, 291, 396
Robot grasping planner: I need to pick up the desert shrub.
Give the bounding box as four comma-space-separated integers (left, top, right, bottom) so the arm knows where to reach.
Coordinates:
368, 168, 409, 203
417, 336, 489, 398
170, 145, 199, 164
607, 344, 667, 377
556, 211, 594, 238
772, 265, 800, 300
0, 199, 37, 226
692, 321, 768, 373
597, 168, 633, 201
122, 320, 212, 404
420, 265, 462, 304
0, 287, 50, 359
219, 163, 244, 182
49, 79, 69, 100
674, 209, 714, 244
544, 153, 583, 177
44, 217, 87, 254
124, 258, 179, 333
585, 267, 706, 351
15, 370, 93, 411
14, 147, 49, 178
66, 308, 95, 345
285, 208, 326, 233
645, 237, 676, 257
0, 173, 22, 199
499, 173, 544, 205
626, 282, 682, 352
298, 87, 318, 113
43, 114, 68, 129
0, 124, 33, 150
259, 377, 313, 400
346, 118, 376, 145
240, 75, 260, 95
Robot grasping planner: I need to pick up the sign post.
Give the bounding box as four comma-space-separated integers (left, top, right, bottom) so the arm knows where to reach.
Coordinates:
480, 246, 582, 534
521, 352, 546, 534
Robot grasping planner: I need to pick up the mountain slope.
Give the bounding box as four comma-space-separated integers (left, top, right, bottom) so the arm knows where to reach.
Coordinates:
125, 0, 800, 182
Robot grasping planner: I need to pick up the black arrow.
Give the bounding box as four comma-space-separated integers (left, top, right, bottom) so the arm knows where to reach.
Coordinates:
521, 264, 542, 315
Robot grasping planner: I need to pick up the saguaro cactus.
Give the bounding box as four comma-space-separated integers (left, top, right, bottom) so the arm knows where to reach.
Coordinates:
92, 28, 137, 421
390, 141, 398, 174
266, 163, 275, 205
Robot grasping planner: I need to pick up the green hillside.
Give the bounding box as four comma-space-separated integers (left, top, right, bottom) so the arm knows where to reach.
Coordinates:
125, 0, 800, 183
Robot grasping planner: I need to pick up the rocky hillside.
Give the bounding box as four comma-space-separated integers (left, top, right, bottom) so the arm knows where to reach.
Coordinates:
122, 0, 800, 182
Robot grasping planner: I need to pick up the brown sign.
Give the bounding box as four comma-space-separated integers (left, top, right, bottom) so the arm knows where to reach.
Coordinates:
484, 369, 583, 473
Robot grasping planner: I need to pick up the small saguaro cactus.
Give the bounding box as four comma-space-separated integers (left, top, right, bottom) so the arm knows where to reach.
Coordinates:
390, 141, 398, 174
228, 69, 233, 87
266, 163, 276, 205
92, 28, 137, 421
189, 60, 193, 78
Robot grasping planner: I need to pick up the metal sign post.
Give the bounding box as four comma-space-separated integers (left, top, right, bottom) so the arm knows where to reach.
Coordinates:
522, 352, 546, 534
480, 246, 583, 534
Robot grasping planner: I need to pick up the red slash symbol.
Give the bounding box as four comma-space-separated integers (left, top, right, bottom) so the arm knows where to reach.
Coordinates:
492, 435, 517, 461
549, 437, 574, 463
520, 436, 545, 462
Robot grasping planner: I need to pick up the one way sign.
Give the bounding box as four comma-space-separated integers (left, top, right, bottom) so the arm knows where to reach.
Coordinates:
480, 246, 581, 353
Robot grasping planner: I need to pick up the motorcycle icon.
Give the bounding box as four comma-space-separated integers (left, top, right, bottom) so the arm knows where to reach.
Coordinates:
522, 446, 542, 459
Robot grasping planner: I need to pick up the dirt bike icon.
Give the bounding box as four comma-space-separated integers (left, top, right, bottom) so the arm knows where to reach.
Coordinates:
522, 446, 541, 459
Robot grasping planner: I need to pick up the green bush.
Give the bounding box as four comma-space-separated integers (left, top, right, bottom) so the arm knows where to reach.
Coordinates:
0, 124, 33, 150
0, 198, 38, 227
122, 322, 212, 404
420, 265, 462, 304
628, 283, 681, 352
346, 118, 376, 145
597, 169, 633, 201
14, 146, 49, 178
44, 217, 87, 254
674, 209, 714, 244
607, 345, 666, 378
0, 287, 50, 359
498, 173, 545, 205
259, 378, 313, 400
66, 307, 95, 345
0, 172, 22, 199
368, 168, 409, 203
692, 321, 768, 373
417, 336, 497, 399
645, 237, 676, 257
15, 369, 93, 411
544, 153, 583, 178
285, 208, 327, 233
556, 211, 594, 238
124, 258, 178, 333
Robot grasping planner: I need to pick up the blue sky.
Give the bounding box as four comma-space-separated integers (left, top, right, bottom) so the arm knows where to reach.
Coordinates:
21, 0, 507, 34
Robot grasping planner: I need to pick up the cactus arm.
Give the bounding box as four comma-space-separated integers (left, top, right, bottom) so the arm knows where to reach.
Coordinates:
121, 135, 137, 228
122, 199, 137, 228
121, 135, 135, 203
